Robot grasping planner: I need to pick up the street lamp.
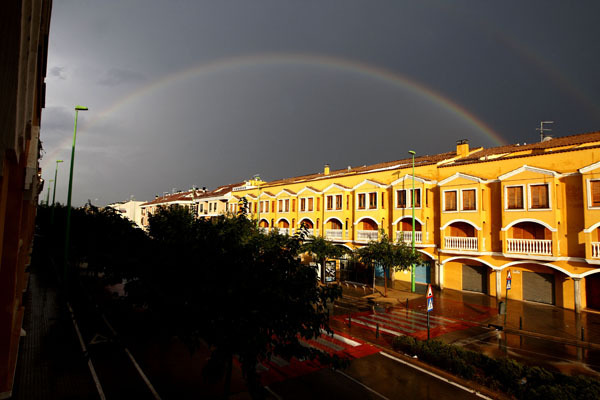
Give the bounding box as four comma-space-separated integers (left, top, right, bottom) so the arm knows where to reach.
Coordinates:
64, 105, 88, 290
50, 159, 63, 224
45, 179, 54, 205
409, 150, 416, 293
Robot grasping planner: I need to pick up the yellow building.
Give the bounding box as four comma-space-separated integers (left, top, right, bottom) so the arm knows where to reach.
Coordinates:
230, 132, 600, 313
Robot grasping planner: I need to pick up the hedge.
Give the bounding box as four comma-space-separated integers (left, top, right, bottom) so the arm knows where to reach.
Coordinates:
392, 335, 600, 400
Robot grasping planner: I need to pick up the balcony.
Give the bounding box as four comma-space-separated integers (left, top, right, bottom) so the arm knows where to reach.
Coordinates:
506, 238, 552, 256
259, 227, 269, 234
326, 229, 343, 240
444, 236, 478, 251
593, 242, 600, 258
278, 228, 289, 235
357, 230, 378, 242
396, 231, 422, 244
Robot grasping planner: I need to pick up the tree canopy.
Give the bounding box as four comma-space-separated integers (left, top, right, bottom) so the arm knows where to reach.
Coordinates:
356, 231, 422, 296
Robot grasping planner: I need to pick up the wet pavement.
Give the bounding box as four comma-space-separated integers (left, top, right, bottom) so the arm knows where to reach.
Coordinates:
335, 281, 600, 378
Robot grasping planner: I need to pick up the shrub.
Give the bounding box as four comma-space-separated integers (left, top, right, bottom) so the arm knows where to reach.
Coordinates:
391, 334, 600, 399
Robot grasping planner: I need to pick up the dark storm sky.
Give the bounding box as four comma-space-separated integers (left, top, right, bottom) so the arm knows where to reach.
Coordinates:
40, 0, 600, 206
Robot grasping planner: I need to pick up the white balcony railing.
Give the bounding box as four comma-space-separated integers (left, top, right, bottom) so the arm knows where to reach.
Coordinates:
357, 230, 378, 242
277, 228, 289, 235
444, 236, 478, 251
259, 227, 269, 234
506, 238, 552, 255
593, 242, 600, 258
326, 229, 343, 240
396, 231, 422, 244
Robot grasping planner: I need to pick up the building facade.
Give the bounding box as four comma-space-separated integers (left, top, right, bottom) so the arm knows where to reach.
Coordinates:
0, 0, 52, 396
229, 132, 600, 313
106, 200, 146, 229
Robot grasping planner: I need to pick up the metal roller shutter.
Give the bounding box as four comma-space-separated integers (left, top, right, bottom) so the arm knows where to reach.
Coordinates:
523, 271, 554, 305
462, 264, 487, 293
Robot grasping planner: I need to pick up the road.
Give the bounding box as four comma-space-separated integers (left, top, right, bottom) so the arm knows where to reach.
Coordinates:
267, 352, 486, 400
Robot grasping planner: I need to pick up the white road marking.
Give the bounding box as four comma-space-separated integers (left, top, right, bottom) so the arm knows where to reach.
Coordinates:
320, 329, 361, 347
335, 369, 391, 400
101, 314, 162, 400
346, 318, 404, 336
264, 385, 283, 400
380, 352, 493, 400
67, 303, 106, 400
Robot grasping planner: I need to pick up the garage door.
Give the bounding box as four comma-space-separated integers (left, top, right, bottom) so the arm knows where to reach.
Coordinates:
586, 274, 600, 310
415, 261, 431, 284
523, 271, 554, 305
462, 264, 487, 293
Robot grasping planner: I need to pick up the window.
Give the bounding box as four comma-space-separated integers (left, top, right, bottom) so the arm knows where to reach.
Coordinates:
591, 180, 600, 208
444, 190, 457, 211
300, 198, 306, 212
369, 192, 377, 209
411, 189, 421, 208
336, 195, 342, 210
278, 200, 283, 212
530, 184, 549, 209
396, 188, 421, 208
285, 199, 289, 212
396, 190, 407, 208
506, 186, 524, 210
358, 193, 366, 209
308, 198, 314, 211
326, 195, 333, 210
462, 189, 476, 211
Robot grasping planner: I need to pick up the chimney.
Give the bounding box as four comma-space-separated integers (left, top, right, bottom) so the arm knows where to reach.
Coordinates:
324, 164, 330, 175
456, 139, 469, 158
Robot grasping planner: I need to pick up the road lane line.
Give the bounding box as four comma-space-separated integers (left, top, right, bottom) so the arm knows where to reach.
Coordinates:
380, 352, 492, 400
334, 369, 391, 400
264, 386, 283, 400
101, 314, 162, 400
67, 303, 106, 400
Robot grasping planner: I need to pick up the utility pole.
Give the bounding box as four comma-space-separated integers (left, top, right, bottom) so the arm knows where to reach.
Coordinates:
536, 121, 554, 142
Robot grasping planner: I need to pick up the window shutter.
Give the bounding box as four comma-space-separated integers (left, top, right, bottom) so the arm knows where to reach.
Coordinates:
445, 191, 456, 211
531, 185, 549, 209
592, 181, 600, 207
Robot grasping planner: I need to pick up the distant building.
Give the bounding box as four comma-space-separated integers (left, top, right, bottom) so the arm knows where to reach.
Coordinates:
140, 189, 204, 229
0, 0, 52, 396
106, 200, 146, 229
196, 182, 245, 218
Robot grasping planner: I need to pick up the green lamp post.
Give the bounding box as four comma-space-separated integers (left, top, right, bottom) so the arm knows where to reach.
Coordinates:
63, 105, 88, 290
45, 179, 53, 205
50, 159, 63, 224
409, 150, 416, 293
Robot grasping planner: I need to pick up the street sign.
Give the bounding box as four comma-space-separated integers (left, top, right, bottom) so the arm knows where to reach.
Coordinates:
427, 297, 433, 312
426, 284, 433, 299
506, 270, 512, 291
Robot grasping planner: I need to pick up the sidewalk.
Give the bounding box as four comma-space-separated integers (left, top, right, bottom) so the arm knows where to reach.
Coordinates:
10, 265, 99, 400
352, 281, 600, 347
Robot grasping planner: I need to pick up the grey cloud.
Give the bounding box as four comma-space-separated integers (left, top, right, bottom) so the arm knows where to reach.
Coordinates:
50, 66, 66, 80
97, 68, 146, 87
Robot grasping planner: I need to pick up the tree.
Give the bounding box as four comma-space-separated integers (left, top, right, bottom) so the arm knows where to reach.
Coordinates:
128, 208, 342, 398
301, 233, 347, 284
356, 230, 421, 297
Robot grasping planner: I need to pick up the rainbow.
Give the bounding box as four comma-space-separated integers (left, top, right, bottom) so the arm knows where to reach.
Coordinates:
41, 53, 507, 169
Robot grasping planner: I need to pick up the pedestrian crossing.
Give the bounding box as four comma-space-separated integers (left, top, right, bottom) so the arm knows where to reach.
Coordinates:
256, 329, 379, 385
336, 308, 476, 340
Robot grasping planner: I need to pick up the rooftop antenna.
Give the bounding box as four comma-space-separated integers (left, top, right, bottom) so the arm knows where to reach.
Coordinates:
536, 121, 554, 142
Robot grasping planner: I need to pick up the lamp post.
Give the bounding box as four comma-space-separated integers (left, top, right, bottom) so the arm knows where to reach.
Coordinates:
409, 150, 416, 293
50, 159, 63, 224
63, 105, 88, 290
45, 180, 53, 205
